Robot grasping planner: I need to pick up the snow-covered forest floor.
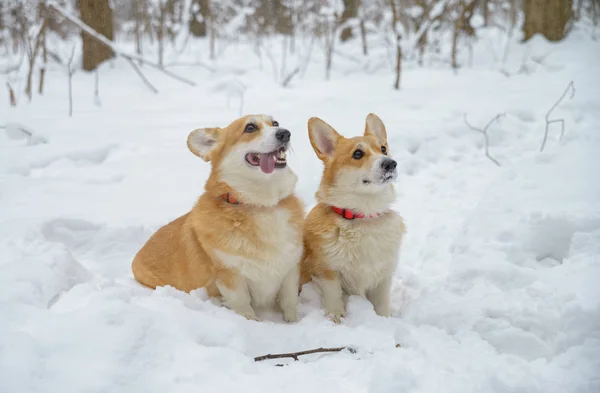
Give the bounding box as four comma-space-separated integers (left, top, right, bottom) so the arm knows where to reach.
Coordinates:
1, 25, 599, 393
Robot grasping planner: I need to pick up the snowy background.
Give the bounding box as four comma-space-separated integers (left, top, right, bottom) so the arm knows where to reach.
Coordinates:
1, 1, 600, 392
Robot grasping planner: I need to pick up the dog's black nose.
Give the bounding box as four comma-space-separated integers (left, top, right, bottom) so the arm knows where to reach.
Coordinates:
276, 129, 291, 143
381, 159, 397, 171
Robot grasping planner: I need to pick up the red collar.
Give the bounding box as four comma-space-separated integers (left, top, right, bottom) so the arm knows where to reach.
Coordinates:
331, 206, 382, 220
221, 192, 240, 205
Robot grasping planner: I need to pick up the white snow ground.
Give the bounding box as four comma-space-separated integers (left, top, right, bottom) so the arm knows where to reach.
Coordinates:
1, 28, 599, 393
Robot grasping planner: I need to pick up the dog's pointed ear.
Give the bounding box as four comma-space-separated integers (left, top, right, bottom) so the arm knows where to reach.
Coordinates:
308, 117, 340, 161
187, 127, 221, 161
364, 113, 388, 145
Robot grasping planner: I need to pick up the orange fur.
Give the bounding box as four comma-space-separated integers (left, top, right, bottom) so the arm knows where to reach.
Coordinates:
132, 115, 304, 321
301, 114, 405, 321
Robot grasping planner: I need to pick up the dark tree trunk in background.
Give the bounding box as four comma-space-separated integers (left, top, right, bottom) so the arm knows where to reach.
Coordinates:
523, 0, 573, 41
340, 0, 359, 42
481, 0, 490, 26
189, 0, 210, 37
255, 0, 292, 35
79, 0, 114, 71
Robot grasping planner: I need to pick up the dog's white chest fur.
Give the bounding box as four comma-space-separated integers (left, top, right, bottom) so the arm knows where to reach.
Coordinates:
325, 212, 403, 296
215, 208, 301, 308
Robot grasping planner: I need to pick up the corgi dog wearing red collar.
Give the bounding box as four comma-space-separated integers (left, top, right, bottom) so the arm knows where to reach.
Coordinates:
300, 114, 405, 322
132, 115, 304, 322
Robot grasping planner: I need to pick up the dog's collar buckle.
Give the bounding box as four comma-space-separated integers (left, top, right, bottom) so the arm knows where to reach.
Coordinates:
221, 192, 240, 205
331, 206, 381, 220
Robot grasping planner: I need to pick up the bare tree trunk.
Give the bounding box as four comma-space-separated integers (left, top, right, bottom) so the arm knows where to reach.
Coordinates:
189, 0, 210, 37
38, 25, 47, 95
509, 0, 518, 29
94, 69, 101, 106
7, 82, 17, 107
360, 19, 368, 55
340, 0, 359, 41
67, 47, 75, 117
25, 20, 48, 101
134, 0, 144, 56
481, 0, 490, 26
394, 36, 402, 90
324, 17, 337, 81
80, 0, 114, 71
208, 2, 216, 60
157, 1, 166, 67
389, 0, 402, 89
523, 0, 573, 41
451, 17, 460, 70
451, 0, 477, 71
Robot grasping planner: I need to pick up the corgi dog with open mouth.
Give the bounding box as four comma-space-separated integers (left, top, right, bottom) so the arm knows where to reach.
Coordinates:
132, 115, 304, 322
300, 114, 405, 322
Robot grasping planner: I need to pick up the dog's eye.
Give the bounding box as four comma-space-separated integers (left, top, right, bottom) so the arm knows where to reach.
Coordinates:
272, 120, 279, 127
352, 150, 364, 160
381, 146, 387, 155
244, 123, 258, 133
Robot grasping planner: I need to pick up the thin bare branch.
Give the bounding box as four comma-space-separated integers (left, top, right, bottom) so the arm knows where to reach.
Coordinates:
163, 61, 216, 72
410, 0, 453, 51
67, 46, 75, 117
540, 81, 575, 152
281, 67, 300, 88
94, 70, 101, 107
125, 57, 159, 94
254, 347, 351, 362
464, 113, 505, 167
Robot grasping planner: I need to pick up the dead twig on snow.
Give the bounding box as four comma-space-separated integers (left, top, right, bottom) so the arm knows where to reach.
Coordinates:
540, 81, 575, 152
464, 113, 505, 167
254, 347, 351, 362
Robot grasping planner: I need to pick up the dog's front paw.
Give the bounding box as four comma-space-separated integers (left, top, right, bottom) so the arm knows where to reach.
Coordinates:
239, 310, 258, 321
375, 307, 391, 318
328, 312, 344, 324
282, 309, 298, 323
236, 309, 258, 321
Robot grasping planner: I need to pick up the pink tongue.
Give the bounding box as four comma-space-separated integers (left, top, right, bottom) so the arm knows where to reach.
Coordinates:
259, 153, 276, 174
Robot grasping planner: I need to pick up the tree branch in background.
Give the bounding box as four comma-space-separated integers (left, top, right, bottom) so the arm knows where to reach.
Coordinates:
389, 0, 402, 90
25, 20, 49, 101
94, 70, 101, 107
47, 1, 196, 88
540, 81, 575, 152
281, 67, 300, 88
410, 0, 452, 51
125, 57, 159, 94
163, 61, 216, 72
464, 113, 505, 167
254, 347, 351, 362
67, 46, 75, 117
38, 3, 49, 95
6, 82, 17, 107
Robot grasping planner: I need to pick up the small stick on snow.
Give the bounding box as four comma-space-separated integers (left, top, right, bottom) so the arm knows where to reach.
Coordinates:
254, 347, 350, 362
540, 81, 575, 152
463, 113, 505, 167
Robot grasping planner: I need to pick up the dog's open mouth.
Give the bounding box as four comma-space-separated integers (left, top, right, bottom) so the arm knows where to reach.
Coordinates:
245, 146, 287, 174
